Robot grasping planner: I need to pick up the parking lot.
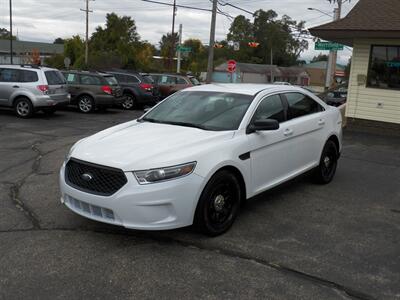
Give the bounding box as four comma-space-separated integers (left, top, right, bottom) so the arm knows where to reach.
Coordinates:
0, 107, 399, 300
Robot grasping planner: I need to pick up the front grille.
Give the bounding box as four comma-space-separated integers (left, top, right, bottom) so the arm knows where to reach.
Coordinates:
65, 158, 127, 196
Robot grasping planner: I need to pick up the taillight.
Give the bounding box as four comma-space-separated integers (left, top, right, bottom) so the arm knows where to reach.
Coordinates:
37, 85, 49, 94
139, 83, 153, 92
101, 85, 112, 95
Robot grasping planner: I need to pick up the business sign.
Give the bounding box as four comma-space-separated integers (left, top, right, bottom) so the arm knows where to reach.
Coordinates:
315, 41, 344, 51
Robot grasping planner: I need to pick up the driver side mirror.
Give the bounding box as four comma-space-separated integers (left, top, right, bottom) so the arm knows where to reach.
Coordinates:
246, 119, 280, 134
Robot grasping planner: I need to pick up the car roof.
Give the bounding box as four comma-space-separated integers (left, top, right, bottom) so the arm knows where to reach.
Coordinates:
63, 70, 112, 77
185, 84, 309, 96
0, 64, 58, 71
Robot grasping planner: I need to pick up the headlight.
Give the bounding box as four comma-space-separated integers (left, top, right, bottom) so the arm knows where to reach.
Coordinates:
134, 162, 196, 184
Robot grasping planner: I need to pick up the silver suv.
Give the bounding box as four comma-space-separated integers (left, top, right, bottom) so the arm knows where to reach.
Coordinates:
0, 65, 70, 118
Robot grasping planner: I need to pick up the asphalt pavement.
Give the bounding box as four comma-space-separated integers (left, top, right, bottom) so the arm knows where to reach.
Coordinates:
0, 107, 399, 300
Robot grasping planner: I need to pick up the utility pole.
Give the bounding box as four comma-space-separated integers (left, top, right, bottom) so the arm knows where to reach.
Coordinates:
177, 24, 182, 73
9, 0, 13, 64
325, 0, 342, 90
80, 0, 93, 67
206, 0, 218, 83
169, 0, 177, 71
325, 7, 340, 90
270, 47, 274, 83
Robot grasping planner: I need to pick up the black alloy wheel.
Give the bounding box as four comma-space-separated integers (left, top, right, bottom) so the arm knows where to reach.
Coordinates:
194, 170, 242, 236
314, 140, 338, 184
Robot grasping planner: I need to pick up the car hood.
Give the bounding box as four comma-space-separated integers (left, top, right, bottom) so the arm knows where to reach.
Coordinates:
70, 120, 235, 171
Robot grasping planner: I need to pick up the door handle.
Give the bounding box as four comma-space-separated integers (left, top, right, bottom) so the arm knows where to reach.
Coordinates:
12, 85, 19, 88
318, 119, 325, 126
284, 128, 294, 137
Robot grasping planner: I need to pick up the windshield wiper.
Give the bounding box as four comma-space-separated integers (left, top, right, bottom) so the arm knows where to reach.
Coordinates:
139, 117, 161, 123
162, 121, 209, 130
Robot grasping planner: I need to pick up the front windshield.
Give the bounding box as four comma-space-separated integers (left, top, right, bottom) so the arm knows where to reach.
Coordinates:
140, 91, 254, 131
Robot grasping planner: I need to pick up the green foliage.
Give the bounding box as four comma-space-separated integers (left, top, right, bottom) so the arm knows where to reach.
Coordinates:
0, 28, 17, 40
311, 53, 329, 62
159, 33, 179, 70
53, 38, 65, 44
64, 35, 85, 68
44, 54, 65, 69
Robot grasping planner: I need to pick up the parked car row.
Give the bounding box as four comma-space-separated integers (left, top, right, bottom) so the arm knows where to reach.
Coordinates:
0, 64, 201, 118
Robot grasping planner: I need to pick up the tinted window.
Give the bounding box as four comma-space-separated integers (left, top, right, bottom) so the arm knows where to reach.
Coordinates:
252, 95, 285, 123
142, 75, 154, 84
189, 77, 200, 85
113, 74, 127, 83
64, 73, 79, 84
367, 45, 400, 89
159, 75, 176, 84
20, 70, 39, 82
177, 77, 188, 84
45, 70, 66, 85
0, 68, 19, 82
126, 75, 140, 84
80, 75, 102, 85
104, 76, 118, 86
285, 93, 322, 119
142, 91, 254, 131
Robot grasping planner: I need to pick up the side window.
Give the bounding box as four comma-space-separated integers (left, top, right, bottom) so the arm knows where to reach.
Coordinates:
159, 75, 176, 84
80, 75, 101, 85
114, 74, 127, 83
20, 70, 39, 83
64, 73, 79, 84
252, 94, 285, 123
284, 93, 323, 120
177, 77, 188, 84
0, 68, 19, 82
126, 75, 140, 84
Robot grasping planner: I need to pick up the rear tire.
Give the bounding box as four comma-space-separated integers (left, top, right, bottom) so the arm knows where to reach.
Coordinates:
194, 170, 242, 236
122, 94, 136, 110
314, 140, 338, 184
77, 95, 94, 113
14, 98, 34, 118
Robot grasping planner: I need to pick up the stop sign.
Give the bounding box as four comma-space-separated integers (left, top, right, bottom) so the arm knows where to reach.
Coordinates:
227, 60, 236, 73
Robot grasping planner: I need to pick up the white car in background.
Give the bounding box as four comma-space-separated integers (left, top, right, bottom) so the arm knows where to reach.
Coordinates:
60, 84, 342, 236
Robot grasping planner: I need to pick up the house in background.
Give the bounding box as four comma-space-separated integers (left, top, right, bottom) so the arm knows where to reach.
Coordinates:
303, 61, 347, 92
0, 39, 63, 65
213, 62, 310, 86
310, 0, 400, 125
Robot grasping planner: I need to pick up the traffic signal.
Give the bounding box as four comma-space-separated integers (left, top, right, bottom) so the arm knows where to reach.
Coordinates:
248, 42, 260, 48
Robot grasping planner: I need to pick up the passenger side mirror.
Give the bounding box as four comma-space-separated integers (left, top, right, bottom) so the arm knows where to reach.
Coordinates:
246, 119, 279, 134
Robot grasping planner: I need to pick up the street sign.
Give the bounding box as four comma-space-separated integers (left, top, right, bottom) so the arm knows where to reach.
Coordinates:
227, 59, 236, 73
177, 46, 191, 52
64, 57, 71, 69
315, 41, 344, 51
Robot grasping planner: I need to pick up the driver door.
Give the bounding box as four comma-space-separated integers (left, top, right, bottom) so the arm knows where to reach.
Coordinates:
247, 94, 294, 195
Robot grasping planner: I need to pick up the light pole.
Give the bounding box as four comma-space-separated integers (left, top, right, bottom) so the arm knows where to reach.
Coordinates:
307, 7, 333, 18
206, 0, 217, 84
9, 0, 13, 64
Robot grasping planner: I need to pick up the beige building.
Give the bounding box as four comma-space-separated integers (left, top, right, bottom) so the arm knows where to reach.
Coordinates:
310, 0, 400, 124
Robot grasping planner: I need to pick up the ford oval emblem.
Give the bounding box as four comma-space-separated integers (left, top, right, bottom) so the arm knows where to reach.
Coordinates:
81, 173, 93, 181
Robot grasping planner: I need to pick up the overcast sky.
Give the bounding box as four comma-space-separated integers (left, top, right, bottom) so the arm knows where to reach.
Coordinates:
0, 0, 358, 64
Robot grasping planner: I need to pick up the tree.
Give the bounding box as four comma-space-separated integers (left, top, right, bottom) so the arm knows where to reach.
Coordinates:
311, 53, 329, 62
53, 38, 65, 44
159, 33, 178, 69
64, 35, 85, 68
0, 28, 16, 40
90, 13, 140, 69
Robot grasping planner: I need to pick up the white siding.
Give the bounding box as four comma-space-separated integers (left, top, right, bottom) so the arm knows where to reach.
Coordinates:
346, 39, 400, 124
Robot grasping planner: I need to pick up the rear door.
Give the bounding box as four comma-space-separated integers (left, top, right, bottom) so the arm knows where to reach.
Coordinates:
0, 68, 19, 105
63, 73, 80, 102
44, 70, 68, 101
281, 92, 327, 173
157, 75, 177, 97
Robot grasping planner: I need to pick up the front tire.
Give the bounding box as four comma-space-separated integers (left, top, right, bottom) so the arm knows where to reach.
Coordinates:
194, 170, 242, 236
14, 98, 34, 118
314, 140, 338, 184
77, 95, 94, 113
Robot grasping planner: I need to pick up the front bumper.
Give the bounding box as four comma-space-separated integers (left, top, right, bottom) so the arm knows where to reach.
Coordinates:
59, 162, 204, 230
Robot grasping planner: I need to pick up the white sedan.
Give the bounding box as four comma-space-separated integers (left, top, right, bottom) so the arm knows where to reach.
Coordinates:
60, 84, 342, 236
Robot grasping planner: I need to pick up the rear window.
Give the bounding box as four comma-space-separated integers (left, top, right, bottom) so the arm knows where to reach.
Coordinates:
0, 68, 19, 82
80, 75, 102, 85
45, 70, 66, 85
142, 75, 154, 84
20, 70, 39, 82
104, 76, 118, 86
189, 77, 200, 85
126, 75, 140, 84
